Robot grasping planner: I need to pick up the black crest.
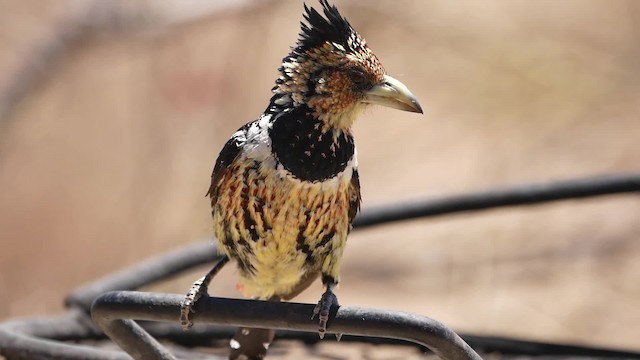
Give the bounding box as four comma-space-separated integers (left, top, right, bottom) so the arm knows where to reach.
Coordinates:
298, 0, 354, 51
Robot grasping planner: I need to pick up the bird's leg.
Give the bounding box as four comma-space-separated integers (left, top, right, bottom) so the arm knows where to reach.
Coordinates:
312, 275, 340, 339
180, 255, 230, 330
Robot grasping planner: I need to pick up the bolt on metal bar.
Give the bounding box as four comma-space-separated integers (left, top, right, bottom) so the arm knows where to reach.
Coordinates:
91, 291, 483, 360
354, 172, 640, 228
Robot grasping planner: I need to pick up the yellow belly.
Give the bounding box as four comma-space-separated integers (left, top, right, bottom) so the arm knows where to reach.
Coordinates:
213, 159, 352, 299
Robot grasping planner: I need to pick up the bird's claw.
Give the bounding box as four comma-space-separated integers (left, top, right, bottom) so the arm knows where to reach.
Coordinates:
312, 289, 339, 339
179, 275, 208, 330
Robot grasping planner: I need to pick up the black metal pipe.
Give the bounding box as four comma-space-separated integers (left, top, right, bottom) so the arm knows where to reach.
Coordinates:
0, 311, 128, 360
91, 291, 482, 360
353, 172, 640, 228
461, 335, 640, 358
4, 172, 640, 359
66, 241, 222, 311
3, 310, 640, 360
66, 172, 640, 314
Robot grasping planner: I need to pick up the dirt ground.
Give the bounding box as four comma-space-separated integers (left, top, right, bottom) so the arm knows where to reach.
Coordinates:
1, 0, 639, 356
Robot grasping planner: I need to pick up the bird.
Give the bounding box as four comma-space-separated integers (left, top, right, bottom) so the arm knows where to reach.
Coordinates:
179, 1, 422, 358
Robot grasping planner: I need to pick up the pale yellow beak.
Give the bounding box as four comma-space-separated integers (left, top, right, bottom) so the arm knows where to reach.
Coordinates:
362, 75, 423, 114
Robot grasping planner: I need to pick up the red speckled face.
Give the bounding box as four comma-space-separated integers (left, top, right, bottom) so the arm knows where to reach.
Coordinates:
308, 69, 360, 116
271, 1, 420, 129
302, 36, 386, 127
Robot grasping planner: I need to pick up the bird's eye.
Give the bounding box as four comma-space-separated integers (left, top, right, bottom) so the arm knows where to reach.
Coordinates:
348, 69, 368, 87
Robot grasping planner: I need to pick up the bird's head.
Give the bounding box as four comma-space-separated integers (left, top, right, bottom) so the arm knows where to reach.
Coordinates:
270, 0, 422, 131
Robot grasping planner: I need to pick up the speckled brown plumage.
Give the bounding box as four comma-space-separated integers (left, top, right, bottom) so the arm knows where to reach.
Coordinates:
180, 1, 422, 359
212, 148, 358, 299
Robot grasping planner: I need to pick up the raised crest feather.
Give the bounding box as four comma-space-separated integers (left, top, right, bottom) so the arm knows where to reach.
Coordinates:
298, 0, 355, 51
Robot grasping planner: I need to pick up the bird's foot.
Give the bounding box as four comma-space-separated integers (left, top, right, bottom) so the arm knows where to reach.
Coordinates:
179, 256, 230, 330
179, 275, 209, 330
312, 288, 340, 339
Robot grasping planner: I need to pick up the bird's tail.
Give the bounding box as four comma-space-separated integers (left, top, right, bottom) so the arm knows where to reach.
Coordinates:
229, 295, 280, 360
229, 327, 275, 360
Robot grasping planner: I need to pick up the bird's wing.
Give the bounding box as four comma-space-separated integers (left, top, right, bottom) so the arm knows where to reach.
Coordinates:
347, 168, 361, 225
206, 123, 249, 202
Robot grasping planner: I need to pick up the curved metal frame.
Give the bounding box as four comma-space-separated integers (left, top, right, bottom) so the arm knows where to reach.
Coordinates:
91, 292, 482, 360
1, 172, 640, 359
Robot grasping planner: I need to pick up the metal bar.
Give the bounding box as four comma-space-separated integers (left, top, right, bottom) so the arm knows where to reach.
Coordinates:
66, 172, 640, 313
353, 172, 640, 228
462, 335, 640, 358
92, 293, 179, 360
3, 311, 640, 360
66, 241, 222, 311
91, 291, 483, 360
0, 310, 129, 360
4, 172, 640, 359
141, 323, 640, 358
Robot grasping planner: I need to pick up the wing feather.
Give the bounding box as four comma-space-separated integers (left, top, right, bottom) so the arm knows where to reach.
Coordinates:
347, 168, 361, 225
206, 123, 250, 202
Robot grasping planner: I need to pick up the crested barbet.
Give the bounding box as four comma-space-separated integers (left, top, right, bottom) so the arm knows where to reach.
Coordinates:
180, 1, 422, 358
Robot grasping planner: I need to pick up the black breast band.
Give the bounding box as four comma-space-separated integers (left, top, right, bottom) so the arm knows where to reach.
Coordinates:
269, 106, 355, 182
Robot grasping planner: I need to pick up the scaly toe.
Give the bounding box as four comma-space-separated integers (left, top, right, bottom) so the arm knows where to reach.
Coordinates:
179, 299, 196, 330
313, 290, 339, 338
179, 276, 208, 330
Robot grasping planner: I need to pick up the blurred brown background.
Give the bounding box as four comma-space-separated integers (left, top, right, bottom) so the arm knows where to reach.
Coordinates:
1, 0, 639, 353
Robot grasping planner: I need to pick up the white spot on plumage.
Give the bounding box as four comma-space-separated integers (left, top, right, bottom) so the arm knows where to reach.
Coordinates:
283, 61, 298, 69
274, 95, 291, 106
230, 339, 241, 350
244, 114, 273, 164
